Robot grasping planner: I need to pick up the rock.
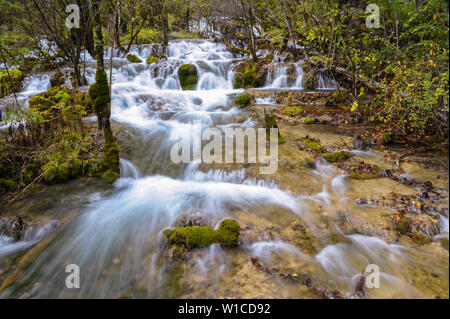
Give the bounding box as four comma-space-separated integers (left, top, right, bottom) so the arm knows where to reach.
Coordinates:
264, 109, 285, 144
323, 151, 350, 162
126, 54, 142, 63
146, 56, 159, 65
235, 93, 251, 107
177, 64, 198, 90
0, 69, 23, 98
300, 61, 318, 90
282, 106, 303, 116
163, 219, 240, 249
301, 138, 325, 153
0, 216, 26, 241
50, 70, 65, 87
303, 118, 316, 124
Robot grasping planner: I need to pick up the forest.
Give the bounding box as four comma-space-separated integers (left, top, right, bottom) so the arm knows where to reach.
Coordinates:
0, 0, 448, 300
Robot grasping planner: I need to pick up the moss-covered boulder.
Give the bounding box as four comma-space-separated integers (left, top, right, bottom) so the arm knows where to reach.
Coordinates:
234, 62, 268, 89
50, 70, 65, 87
0, 178, 16, 194
282, 106, 303, 116
264, 110, 285, 144
178, 64, 198, 90
164, 219, 240, 249
303, 118, 316, 124
146, 56, 159, 65
324, 151, 350, 162
0, 69, 23, 98
126, 54, 142, 63
302, 138, 325, 153
235, 93, 251, 108
102, 168, 120, 183
300, 61, 318, 90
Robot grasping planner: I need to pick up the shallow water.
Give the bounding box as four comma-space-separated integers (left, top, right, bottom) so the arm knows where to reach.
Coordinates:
0, 40, 448, 299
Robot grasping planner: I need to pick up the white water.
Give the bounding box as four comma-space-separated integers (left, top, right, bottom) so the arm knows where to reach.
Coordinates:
0, 40, 446, 299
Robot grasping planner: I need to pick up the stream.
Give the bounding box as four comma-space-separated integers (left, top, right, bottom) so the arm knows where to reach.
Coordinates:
0, 40, 448, 299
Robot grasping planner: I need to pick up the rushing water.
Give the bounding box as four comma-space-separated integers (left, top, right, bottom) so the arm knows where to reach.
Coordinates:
0, 40, 448, 298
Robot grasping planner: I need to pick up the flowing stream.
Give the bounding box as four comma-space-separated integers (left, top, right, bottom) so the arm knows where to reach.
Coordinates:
0, 40, 448, 298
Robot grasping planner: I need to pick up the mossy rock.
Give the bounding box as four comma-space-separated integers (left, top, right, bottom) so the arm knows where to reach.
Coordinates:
42, 159, 70, 184
0, 69, 24, 98
54, 90, 71, 103
164, 219, 240, 249
302, 70, 318, 90
235, 93, 251, 108
233, 73, 243, 89
324, 151, 350, 162
302, 138, 325, 153
178, 64, 198, 90
29, 95, 54, 112
102, 169, 119, 183
303, 118, 316, 124
264, 110, 284, 144
265, 53, 274, 62
126, 54, 142, 63
381, 133, 392, 144
146, 56, 159, 65
50, 70, 65, 87
283, 106, 304, 116
393, 215, 412, 235
0, 178, 16, 194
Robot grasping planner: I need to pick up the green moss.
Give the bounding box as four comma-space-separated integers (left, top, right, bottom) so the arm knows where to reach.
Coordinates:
282, 106, 304, 116
324, 151, 350, 162
393, 215, 412, 235
29, 95, 54, 112
0, 178, 16, 193
126, 54, 142, 63
303, 118, 316, 124
235, 93, 251, 107
332, 90, 349, 104
265, 53, 274, 62
54, 90, 71, 103
22, 164, 36, 184
264, 110, 284, 144
102, 169, 120, 183
178, 64, 198, 90
233, 74, 243, 89
302, 138, 325, 153
243, 63, 257, 88
146, 56, 159, 65
50, 70, 65, 87
164, 219, 240, 249
0, 69, 23, 98
381, 133, 392, 144
42, 153, 70, 184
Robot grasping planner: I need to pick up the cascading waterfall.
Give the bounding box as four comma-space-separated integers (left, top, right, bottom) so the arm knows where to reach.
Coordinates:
0, 40, 447, 299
